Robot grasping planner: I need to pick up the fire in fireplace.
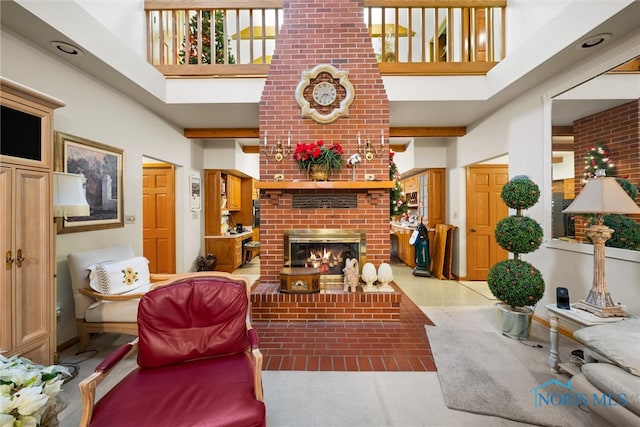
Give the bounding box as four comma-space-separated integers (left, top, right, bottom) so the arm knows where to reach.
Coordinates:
284, 229, 366, 283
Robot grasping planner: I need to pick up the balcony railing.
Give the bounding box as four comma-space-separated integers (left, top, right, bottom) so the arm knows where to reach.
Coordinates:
145, 0, 506, 77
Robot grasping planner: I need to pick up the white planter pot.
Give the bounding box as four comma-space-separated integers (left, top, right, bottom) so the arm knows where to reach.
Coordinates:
495, 303, 533, 340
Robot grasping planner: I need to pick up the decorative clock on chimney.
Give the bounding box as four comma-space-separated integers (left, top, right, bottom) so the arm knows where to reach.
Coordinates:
295, 64, 355, 124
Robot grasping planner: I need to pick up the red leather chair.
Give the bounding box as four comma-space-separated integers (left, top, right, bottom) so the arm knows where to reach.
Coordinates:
78, 272, 265, 427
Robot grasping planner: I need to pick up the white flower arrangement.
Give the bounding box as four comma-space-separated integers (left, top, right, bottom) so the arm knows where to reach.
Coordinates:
0, 355, 70, 427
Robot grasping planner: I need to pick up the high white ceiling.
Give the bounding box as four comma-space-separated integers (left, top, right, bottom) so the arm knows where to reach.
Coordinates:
1, 1, 639, 135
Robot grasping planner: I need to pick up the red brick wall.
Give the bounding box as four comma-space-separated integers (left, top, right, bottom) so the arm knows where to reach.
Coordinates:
258, 0, 390, 283
573, 99, 640, 240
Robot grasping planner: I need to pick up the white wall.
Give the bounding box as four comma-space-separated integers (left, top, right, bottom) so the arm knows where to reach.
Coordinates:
1, 28, 203, 344
76, 0, 147, 59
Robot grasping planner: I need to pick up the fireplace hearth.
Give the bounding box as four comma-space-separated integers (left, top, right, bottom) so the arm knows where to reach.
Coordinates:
284, 229, 366, 283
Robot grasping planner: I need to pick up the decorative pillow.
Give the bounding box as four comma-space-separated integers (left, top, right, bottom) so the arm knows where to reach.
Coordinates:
88, 257, 151, 295
574, 319, 640, 377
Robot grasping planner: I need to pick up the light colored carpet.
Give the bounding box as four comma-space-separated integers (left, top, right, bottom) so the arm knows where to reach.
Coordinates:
426, 322, 588, 427
457, 281, 497, 300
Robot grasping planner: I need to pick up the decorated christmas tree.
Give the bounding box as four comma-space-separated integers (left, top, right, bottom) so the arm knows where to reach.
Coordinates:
389, 151, 408, 218
180, 10, 236, 65
583, 142, 616, 183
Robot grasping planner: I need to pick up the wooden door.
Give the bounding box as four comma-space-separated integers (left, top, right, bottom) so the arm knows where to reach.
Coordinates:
142, 164, 175, 274
466, 165, 508, 280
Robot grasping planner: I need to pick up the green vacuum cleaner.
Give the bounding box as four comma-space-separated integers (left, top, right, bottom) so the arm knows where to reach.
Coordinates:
412, 222, 432, 277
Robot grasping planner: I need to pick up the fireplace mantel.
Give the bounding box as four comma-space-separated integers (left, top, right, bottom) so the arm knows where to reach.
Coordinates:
258, 181, 393, 206
256, 181, 394, 190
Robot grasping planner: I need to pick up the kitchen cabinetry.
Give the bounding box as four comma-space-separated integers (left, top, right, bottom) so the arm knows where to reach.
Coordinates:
204, 170, 223, 236
419, 168, 445, 225
204, 232, 252, 273
403, 175, 419, 194
390, 224, 416, 268
226, 174, 241, 211
1, 78, 64, 365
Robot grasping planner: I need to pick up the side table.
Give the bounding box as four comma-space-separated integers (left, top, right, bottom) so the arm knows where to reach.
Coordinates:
545, 303, 628, 374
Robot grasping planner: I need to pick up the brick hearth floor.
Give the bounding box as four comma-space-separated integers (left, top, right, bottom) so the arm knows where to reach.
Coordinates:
252, 284, 436, 372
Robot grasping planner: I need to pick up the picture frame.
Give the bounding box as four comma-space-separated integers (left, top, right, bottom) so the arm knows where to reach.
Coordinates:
54, 131, 124, 233
190, 175, 202, 211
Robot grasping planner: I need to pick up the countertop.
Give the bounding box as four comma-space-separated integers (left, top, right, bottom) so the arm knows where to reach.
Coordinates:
205, 229, 254, 239
390, 222, 418, 230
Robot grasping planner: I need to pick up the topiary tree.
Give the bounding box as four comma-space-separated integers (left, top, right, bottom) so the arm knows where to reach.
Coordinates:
488, 176, 545, 309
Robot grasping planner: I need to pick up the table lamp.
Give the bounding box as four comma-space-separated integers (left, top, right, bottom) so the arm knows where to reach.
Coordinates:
563, 169, 640, 317
53, 172, 90, 218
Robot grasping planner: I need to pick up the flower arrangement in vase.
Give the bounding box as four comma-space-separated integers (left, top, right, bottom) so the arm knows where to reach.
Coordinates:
0, 355, 70, 426
293, 140, 344, 181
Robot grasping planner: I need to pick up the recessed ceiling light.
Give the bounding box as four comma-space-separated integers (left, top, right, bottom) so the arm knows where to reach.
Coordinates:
50, 41, 84, 56
577, 33, 611, 50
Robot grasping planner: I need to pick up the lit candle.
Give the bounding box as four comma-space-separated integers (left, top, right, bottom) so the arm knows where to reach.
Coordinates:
357, 132, 361, 147
263, 131, 267, 147
381, 129, 385, 147
288, 132, 291, 147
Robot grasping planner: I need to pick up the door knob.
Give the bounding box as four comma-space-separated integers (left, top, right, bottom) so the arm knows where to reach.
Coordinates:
470, 227, 477, 232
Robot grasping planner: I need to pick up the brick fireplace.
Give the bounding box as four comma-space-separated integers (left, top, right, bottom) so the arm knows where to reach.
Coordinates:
258, 0, 392, 286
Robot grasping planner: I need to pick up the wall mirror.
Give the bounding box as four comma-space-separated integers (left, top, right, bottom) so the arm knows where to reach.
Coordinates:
551, 56, 640, 251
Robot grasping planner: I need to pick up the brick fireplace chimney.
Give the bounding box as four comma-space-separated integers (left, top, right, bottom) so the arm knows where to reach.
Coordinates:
258, 0, 391, 283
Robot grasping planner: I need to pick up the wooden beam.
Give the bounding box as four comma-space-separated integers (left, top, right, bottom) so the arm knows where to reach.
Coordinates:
184, 128, 259, 138
552, 125, 574, 136
390, 126, 466, 137
242, 145, 260, 154
389, 144, 407, 152
552, 142, 574, 152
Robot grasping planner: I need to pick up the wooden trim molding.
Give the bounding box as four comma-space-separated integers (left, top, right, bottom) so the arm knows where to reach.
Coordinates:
185, 127, 466, 139
256, 181, 395, 190
184, 128, 259, 138
390, 126, 466, 137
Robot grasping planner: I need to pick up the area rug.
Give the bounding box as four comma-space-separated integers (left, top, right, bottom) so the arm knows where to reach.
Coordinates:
457, 280, 496, 300
426, 327, 585, 427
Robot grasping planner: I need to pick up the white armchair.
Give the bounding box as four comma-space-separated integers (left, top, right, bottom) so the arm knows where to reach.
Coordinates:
67, 245, 171, 351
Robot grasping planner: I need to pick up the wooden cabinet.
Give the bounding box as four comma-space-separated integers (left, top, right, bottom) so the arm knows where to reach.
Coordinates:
204, 170, 222, 236
419, 168, 445, 226
1, 78, 64, 365
204, 234, 249, 273
403, 175, 419, 194
226, 174, 241, 211
205, 170, 252, 236
390, 225, 416, 268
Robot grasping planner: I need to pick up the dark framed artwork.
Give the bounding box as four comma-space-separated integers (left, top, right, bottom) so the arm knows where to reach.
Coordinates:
54, 131, 124, 233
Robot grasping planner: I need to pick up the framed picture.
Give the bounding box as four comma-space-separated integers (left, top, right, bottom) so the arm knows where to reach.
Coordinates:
190, 175, 202, 211
54, 132, 124, 233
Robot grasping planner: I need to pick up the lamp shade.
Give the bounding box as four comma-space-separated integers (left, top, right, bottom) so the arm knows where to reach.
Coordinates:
563, 176, 640, 215
53, 172, 90, 217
